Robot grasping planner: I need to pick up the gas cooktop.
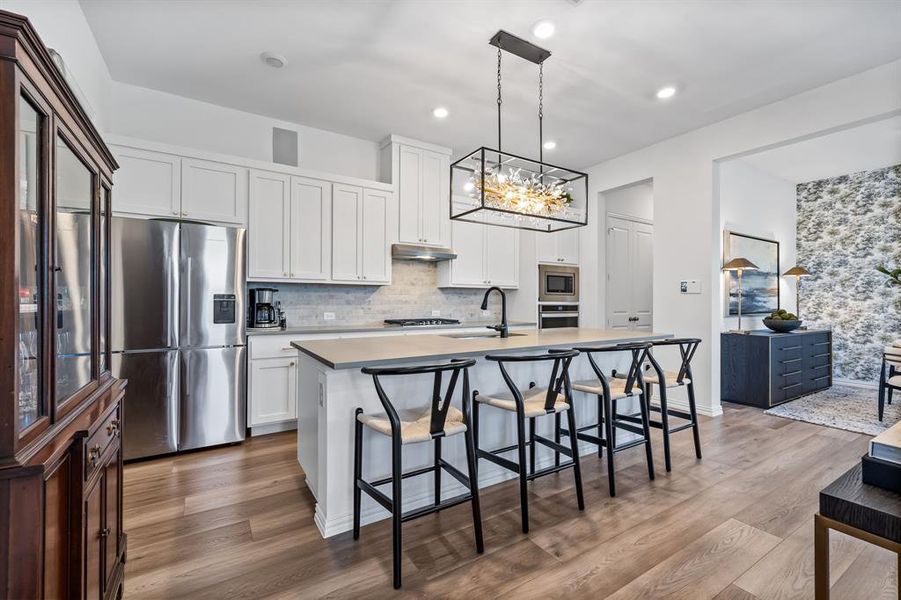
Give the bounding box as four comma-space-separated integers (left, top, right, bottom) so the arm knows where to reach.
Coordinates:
384, 318, 461, 327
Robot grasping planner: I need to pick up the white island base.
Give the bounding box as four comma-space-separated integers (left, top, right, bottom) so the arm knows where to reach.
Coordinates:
294, 328, 671, 538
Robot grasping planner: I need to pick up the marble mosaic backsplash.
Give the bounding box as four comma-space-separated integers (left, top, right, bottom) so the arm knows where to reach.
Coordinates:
252, 261, 499, 325
797, 163, 900, 382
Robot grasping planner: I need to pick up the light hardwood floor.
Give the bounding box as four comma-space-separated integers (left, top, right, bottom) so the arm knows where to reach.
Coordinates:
122, 403, 898, 599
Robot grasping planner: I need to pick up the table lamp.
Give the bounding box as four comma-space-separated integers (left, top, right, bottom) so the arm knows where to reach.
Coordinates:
723, 257, 759, 332
782, 266, 811, 320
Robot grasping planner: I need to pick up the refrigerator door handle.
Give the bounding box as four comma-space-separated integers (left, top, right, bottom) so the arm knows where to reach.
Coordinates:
183, 257, 192, 347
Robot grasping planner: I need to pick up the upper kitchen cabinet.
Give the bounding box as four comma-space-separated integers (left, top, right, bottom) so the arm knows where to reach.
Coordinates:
247, 171, 331, 282
180, 157, 247, 224
438, 221, 519, 289
331, 184, 395, 284
379, 135, 451, 247
110, 143, 247, 225
536, 227, 580, 265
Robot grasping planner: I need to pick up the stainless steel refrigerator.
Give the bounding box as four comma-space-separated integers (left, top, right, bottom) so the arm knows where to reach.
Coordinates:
111, 217, 246, 460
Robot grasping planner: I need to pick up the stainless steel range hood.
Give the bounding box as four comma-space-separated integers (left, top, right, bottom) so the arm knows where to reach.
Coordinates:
391, 243, 457, 262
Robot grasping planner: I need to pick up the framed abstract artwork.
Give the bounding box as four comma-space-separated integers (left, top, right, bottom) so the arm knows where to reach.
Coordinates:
723, 231, 780, 316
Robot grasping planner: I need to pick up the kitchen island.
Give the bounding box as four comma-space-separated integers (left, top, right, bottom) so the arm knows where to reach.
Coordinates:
292, 327, 671, 537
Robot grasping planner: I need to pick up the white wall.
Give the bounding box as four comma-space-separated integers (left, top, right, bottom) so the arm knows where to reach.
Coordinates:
108, 81, 380, 180
2, 0, 112, 128
718, 159, 797, 330
579, 58, 901, 416
602, 181, 654, 222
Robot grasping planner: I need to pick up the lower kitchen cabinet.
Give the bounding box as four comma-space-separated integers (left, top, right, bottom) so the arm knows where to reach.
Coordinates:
249, 357, 298, 427
438, 219, 519, 288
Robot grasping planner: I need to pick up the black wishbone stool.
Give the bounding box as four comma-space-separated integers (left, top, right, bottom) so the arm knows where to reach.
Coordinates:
472, 350, 584, 534
354, 358, 484, 589
878, 343, 901, 421
635, 338, 703, 472
564, 342, 655, 497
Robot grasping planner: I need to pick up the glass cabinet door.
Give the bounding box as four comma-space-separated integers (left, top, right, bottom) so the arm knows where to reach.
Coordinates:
16, 96, 43, 431
54, 137, 95, 402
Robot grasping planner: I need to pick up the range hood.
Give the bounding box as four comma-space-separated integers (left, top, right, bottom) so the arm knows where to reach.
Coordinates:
391, 243, 457, 262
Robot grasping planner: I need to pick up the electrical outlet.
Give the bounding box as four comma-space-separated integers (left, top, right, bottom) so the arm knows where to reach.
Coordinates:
431, 310, 441, 317
481, 309, 490, 316
323, 312, 335, 321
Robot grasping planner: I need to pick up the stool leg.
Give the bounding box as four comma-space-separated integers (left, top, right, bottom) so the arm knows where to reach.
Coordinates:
611, 398, 618, 449
639, 392, 655, 481
515, 413, 530, 533
391, 435, 403, 589
434, 437, 442, 506
596, 394, 604, 459
565, 406, 585, 510
602, 392, 616, 496
878, 380, 885, 421
463, 424, 484, 554
353, 410, 363, 540
658, 384, 672, 472
554, 412, 561, 468
529, 417, 536, 476
687, 382, 702, 459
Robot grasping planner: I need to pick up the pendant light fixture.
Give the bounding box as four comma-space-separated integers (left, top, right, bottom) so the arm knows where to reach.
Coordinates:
450, 30, 588, 232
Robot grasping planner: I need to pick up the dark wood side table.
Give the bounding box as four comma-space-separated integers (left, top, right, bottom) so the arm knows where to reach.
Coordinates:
815, 463, 901, 599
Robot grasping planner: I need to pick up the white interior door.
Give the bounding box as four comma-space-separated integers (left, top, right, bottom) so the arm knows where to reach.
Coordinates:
606, 215, 653, 330
248, 170, 290, 280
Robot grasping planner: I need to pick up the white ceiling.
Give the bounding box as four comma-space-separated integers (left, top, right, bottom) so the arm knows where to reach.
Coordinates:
79, 0, 901, 169
738, 116, 901, 183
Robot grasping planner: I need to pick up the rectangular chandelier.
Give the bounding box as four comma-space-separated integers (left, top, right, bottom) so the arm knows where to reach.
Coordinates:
450, 147, 588, 232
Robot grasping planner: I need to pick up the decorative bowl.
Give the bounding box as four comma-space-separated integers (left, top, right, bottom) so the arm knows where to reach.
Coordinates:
763, 318, 802, 333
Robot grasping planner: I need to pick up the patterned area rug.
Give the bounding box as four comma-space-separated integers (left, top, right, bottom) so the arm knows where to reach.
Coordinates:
764, 384, 901, 436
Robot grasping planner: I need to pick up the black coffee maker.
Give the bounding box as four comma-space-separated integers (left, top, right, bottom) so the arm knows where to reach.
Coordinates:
249, 288, 281, 329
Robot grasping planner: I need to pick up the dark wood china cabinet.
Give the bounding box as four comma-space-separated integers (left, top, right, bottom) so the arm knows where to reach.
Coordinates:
0, 11, 126, 600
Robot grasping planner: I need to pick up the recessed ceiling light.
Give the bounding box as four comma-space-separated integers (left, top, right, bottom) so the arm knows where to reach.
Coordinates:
543, 140, 557, 150
432, 106, 449, 119
532, 20, 555, 39
260, 51, 287, 69
656, 86, 677, 100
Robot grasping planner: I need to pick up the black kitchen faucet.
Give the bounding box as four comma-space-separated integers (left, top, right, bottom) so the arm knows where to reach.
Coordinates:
480, 286, 509, 338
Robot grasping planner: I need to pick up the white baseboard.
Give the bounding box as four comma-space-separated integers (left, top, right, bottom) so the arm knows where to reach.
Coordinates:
653, 396, 723, 417
249, 421, 297, 437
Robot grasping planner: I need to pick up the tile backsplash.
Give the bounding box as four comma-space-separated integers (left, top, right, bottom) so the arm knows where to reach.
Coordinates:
252, 261, 499, 325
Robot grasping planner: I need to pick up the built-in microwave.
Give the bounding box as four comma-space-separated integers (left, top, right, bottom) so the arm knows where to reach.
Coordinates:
538, 264, 579, 303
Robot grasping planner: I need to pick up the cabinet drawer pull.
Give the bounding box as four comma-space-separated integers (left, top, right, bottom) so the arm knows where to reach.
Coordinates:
99, 527, 111, 538
780, 358, 802, 364
88, 444, 103, 467
781, 370, 802, 377
281, 347, 294, 351
812, 363, 830, 370
780, 345, 802, 351
106, 419, 120, 436
812, 375, 830, 382
813, 341, 831, 346
812, 352, 831, 359
781, 382, 803, 391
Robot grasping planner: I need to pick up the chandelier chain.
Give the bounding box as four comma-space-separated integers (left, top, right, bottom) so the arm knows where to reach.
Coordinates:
497, 45, 502, 152
538, 62, 544, 164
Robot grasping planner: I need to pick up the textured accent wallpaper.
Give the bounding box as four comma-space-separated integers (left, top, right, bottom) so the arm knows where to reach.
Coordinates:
797, 164, 901, 382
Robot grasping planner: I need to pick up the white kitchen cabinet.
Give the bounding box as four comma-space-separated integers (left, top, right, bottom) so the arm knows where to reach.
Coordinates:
438, 220, 519, 288
382, 137, 451, 247
181, 157, 247, 224
249, 357, 297, 426
536, 227, 580, 265
331, 184, 394, 284
111, 145, 181, 217
290, 176, 331, 280
248, 170, 291, 280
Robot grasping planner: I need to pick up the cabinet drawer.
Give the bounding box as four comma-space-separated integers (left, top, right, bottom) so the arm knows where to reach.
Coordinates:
771, 336, 804, 354
84, 406, 121, 480
249, 333, 340, 359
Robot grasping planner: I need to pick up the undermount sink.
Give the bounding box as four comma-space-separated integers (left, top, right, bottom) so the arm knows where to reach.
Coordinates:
441, 331, 528, 340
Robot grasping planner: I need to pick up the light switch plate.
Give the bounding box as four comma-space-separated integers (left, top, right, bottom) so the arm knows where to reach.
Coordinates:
431, 310, 441, 317
680, 280, 701, 294
323, 312, 335, 321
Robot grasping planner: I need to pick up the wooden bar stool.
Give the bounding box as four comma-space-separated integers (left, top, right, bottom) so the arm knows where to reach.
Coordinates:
637, 338, 703, 472
565, 342, 655, 496
354, 358, 483, 589
472, 350, 584, 534
878, 343, 901, 421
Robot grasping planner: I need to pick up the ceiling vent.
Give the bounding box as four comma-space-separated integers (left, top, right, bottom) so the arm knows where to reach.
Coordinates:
273, 127, 299, 167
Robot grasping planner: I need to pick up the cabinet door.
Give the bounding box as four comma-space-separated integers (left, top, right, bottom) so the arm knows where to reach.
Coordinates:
248, 170, 290, 280
249, 357, 297, 426
360, 189, 391, 283
290, 177, 331, 280
420, 150, 448, 246
535, 231, 558, 264
397, 146, 422, 244
445, 220, 486, 287
331, 184, 361, 281
557, 228, 580, 264
485, 227, 519, 288
104, 446, 122, 590
181, 158, 248, 224
111, 146, 181, 217
84, 476, 103, 600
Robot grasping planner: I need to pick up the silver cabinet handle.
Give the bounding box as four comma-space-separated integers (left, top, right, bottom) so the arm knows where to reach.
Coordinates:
172, 210, 179, 215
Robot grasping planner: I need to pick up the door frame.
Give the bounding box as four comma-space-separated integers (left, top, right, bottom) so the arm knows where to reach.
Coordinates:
605, 211, 654, 329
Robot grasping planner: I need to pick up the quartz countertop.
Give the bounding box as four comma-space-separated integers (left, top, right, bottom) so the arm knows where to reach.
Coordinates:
292, 327, 672, 369
247, 320, 536, 336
